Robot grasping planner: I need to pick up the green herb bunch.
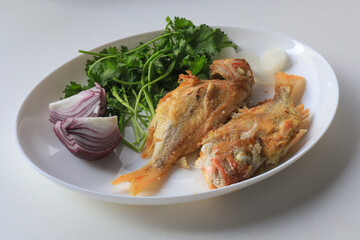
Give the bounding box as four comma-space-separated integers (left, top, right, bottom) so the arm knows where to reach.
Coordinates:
63, 17, 237, 152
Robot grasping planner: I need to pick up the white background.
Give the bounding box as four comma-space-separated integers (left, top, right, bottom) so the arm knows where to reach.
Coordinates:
2, 0, 360, 239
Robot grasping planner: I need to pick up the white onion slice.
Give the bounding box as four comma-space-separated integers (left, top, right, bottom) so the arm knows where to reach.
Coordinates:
53, 116, 122, 160
49, 83, 107, 124
259, 47, 288, 73
213, 47, 237, 60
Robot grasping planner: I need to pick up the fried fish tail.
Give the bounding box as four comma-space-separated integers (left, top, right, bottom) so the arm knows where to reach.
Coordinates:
112, 165, 164, 196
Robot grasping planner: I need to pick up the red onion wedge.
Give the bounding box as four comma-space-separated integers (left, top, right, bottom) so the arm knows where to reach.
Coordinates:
49, 83, 107, 124
53, 116, 122, 160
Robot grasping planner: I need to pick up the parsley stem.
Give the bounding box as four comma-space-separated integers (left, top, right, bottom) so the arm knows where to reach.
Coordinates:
144, 60, 176, 89
112, 77, 141, 85
133, 60, 176, 128
124, 32, 178, 56
133, 133, 147, 145
119, 114, 133, 132
80, 32, 178, 58
111, 87, 145, 137
121, 85, 129, 104
78, 50, 111, 57
130, 118, 140, 142
111, 88, 134, 112
140, 132, 148, 149
87, 55, 118, 79
145, 54, 169, 117
139, 51, 165, 118
143, 91, 155, 117
121, 138, 141, 152
121, 85, 140, 142
140, 51, 162, 85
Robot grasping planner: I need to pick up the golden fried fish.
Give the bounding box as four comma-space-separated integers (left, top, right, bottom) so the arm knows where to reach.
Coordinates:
112, 59, 255, 195
198, 72, 309, 189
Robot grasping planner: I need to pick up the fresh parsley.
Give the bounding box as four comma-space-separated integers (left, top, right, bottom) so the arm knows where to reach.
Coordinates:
63, 16, 237, 152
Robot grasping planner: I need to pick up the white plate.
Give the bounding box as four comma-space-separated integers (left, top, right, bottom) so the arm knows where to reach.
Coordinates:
15, 27, 339, 205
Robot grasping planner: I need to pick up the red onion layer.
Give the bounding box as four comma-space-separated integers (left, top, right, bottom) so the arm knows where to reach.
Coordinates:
53, 116, 122, 160
49, 83, 106, 124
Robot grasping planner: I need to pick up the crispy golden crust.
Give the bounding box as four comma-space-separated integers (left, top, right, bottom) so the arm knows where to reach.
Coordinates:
199, 72, 309, 189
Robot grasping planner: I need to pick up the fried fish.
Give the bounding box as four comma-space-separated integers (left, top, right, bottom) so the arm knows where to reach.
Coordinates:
198, 72, 309, 189
112, 59, 255, 195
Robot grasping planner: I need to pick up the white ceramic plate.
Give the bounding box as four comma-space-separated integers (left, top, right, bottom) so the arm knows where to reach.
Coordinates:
16, 27, 338, 205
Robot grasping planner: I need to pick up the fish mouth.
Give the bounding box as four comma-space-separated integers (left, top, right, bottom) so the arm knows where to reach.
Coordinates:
200, 140, 265, 189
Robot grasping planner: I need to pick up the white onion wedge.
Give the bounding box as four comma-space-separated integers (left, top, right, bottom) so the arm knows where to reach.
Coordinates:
53, 116, 122, 160
260, 47, 288, 73
213, 47, 237, 60
49, 83, 107, 124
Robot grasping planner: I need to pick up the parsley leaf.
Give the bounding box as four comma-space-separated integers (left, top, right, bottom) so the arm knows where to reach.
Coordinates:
63, 81, 86, 98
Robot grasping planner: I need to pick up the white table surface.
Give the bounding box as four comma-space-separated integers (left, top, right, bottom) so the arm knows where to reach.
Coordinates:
2, 0, 360, 239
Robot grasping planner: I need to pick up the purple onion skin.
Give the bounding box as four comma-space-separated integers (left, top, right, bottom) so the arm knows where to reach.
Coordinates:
53, 117, 122, 161
49, 83, 107, 124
